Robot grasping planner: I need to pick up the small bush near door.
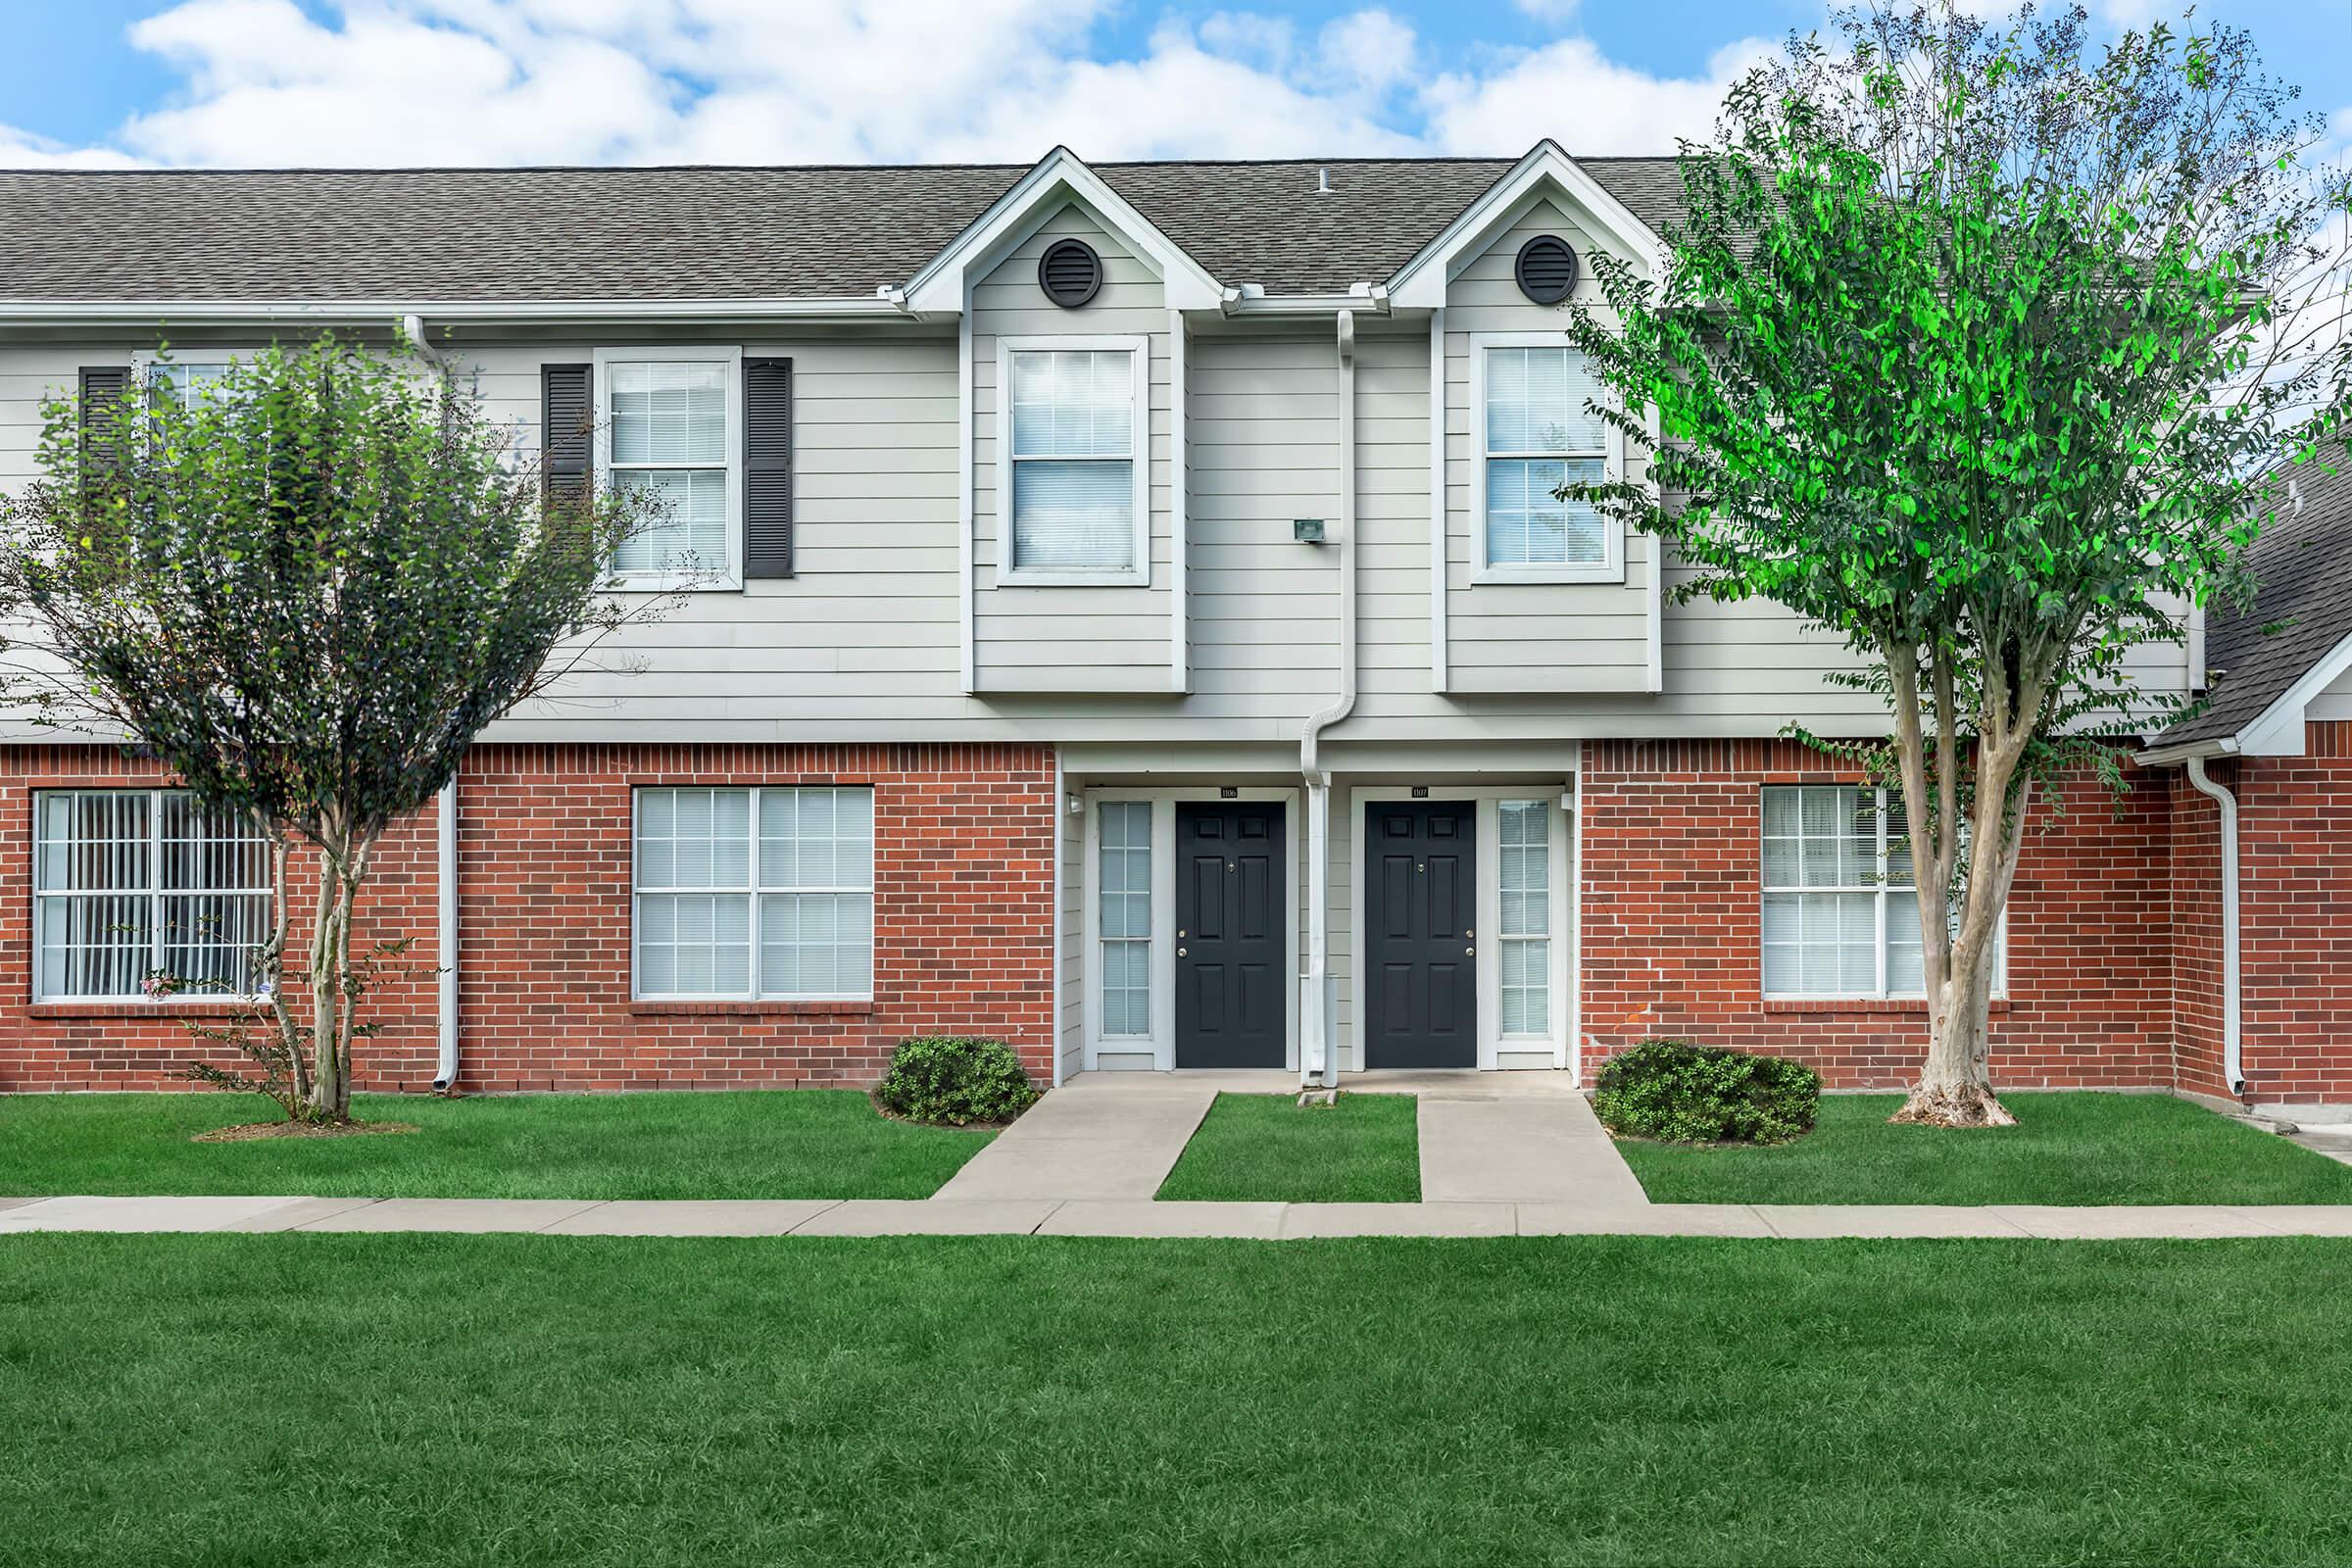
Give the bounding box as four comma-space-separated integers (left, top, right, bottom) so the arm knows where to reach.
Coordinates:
1594, 1040, 1821, 1146
875, 1037, 1041, 1127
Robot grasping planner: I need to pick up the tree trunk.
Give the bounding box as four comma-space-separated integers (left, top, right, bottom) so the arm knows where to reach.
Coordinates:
302, 851, 354, 1123
1893, 768, 2034, 1129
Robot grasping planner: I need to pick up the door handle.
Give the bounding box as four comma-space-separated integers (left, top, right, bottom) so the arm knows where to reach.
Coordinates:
1465, 946, 1475, 956
1177, 947, 1188, 957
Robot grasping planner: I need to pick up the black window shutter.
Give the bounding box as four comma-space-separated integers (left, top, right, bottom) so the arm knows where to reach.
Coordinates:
743, 356, 794, 578
79, 366, 131, 476
541, 363, 592, 517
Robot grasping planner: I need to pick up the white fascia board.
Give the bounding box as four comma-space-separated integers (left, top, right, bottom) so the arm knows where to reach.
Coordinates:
0, 298, 915, 326
1387, 140, 1666, 310
2136, 626, 2352, 764
904, 147, 1224, 316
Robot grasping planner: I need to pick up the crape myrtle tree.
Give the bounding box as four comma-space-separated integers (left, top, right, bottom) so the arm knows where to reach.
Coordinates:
1564, 3, 2352, 1125
0, 337, 671, 1122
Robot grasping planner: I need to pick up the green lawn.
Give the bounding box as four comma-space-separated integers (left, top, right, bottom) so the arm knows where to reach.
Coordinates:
6, 1233, 2352, 1565
1156, 1091, 1419, 1201
0, 1091, 992, 1200
1619, 1091, 2352, 1205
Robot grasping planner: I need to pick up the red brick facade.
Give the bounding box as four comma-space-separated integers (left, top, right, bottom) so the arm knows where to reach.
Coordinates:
1578, 738, 2176, 1090
2, 727, 2347, 1101
0, 743, 1055, 1093
2171, 722, 2352, 1103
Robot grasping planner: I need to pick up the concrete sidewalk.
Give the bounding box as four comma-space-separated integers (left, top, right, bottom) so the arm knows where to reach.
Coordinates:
8, 1193, 2352, 1238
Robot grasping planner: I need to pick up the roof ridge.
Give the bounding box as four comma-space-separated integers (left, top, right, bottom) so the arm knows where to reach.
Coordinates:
0, 153, 1673, 179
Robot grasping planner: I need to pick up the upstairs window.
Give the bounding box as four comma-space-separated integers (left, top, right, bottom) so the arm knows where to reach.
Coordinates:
1477, 341, 1613, 578
33, 790, 272, 1002
596, 347, 741, 585
1001, 341, 1147, 582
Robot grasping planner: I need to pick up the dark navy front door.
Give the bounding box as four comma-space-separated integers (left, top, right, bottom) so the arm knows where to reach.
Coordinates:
1364, 801, 1477, 1068
1174, 802, 1286, 1068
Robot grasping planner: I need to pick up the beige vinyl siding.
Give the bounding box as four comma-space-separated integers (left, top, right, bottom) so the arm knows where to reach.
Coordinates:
1182, 329, 1344, 720
971, 204, 1173, 694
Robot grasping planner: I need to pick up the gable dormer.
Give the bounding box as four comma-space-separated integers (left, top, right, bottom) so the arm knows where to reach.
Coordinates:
1395, 144, 1667, 697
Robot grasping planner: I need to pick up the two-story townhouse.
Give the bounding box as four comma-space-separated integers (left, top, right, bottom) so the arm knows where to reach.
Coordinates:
0, 143, 2345, 1109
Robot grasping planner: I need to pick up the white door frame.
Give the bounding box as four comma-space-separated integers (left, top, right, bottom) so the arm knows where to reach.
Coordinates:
1348, 784, 1575, 1074
1080, 786, 1302, 1072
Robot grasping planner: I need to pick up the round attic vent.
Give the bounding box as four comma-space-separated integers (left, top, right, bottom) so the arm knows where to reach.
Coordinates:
1515, 234, 1580, 306
1039, 238, 1103, 308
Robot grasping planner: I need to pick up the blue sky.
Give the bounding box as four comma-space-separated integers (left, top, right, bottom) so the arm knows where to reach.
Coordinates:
3, 1, 2346, 169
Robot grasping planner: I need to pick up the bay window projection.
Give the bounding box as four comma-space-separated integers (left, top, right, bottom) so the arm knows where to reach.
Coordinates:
1497, 801, 1552, 1035
1005, 346, 1141, 575
634, 786, 874, 1001
33, 790, 273, 1002
1098, 801, 1152, 1037
1482, 345, 1608, 569
1760, 784, 2003, 999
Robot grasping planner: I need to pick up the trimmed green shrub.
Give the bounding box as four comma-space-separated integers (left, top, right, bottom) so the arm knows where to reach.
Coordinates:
1593, 1040, 1821, 1146
874, 1037, 1040, 1127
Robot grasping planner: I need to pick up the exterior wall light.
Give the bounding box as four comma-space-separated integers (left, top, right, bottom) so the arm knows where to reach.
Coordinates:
1293, 517, 1326, 544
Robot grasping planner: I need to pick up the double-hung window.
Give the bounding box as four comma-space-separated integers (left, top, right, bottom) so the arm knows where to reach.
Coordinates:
1476, 339, 1615, 580
1000, 340, 1147, 583
597, 346, 742, 586
33, 790, 273, 1002
1497, 800, 1553, 1035
146, 361, 234, 408
1098, 801, 1152, 1037
634, 786, 873, 1001
1760, 785, 2004, 999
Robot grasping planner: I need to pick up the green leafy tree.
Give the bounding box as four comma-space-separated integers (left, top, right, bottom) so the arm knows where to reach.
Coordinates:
1566, 3, 2351, 1124
0, 337, 668, 1122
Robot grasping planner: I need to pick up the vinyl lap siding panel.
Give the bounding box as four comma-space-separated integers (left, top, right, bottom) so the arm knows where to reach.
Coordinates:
971, 205, 1174, 694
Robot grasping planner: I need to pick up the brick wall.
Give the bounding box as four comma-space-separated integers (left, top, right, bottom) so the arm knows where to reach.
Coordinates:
1578, 738, 2176, 1090
2229, 723, 2352, 1102
0, 742, 1054, 1094
0, 746, 440, 1093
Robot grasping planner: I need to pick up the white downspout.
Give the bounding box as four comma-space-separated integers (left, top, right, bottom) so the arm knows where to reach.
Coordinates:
401, 314, 464, 1096
2185, 757, 2245, 1098
432, 779, 460, 1092
1299, 309, 1359, 1089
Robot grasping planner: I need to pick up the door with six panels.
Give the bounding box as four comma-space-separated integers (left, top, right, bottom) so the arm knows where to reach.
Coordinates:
1364, 801, 1477, 1068
1173, 802, 1287, 1068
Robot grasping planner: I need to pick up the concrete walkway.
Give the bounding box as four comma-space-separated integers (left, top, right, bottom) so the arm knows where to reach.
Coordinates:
13, 1073, 2352, 1239
9, 1192, 2352, 1238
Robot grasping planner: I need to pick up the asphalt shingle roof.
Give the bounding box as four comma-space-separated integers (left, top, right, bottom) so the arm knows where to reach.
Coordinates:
0, 155, 1688, 303
2162, 442, 2352, 747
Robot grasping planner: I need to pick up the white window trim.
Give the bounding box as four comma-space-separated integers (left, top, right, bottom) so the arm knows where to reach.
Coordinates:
992, 334, 1152, 589
30, 788, 273, 1004
1079, 788, 1299, 1072
1467, 330, 1624, 585
129, 348, 266, 405
1347, 786, 1575, 1076
1758, 784, 2009, 1002
629, 785, 874, 1004
593, 344, 744, 593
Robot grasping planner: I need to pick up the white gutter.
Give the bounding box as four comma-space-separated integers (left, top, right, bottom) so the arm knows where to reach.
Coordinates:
0, 297, 914, 326
400, 314, 464, 1096
1299, 308, 1359, 1089
1220, 284, 1393, 318
2184, 757, 2246, 1098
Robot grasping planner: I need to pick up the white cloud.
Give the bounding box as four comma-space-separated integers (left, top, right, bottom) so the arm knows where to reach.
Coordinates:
1421, 35, 1779, 156
9, 0, 1783, 170
0, 124, 145, 170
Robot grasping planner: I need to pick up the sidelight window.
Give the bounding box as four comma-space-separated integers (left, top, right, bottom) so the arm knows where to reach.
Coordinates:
1098, 801, 1152, 1037
1497, 800, 1551, 1035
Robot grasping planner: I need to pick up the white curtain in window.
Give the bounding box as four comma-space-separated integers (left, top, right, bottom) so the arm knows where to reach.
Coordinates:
1099, 801, 1152, 1037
